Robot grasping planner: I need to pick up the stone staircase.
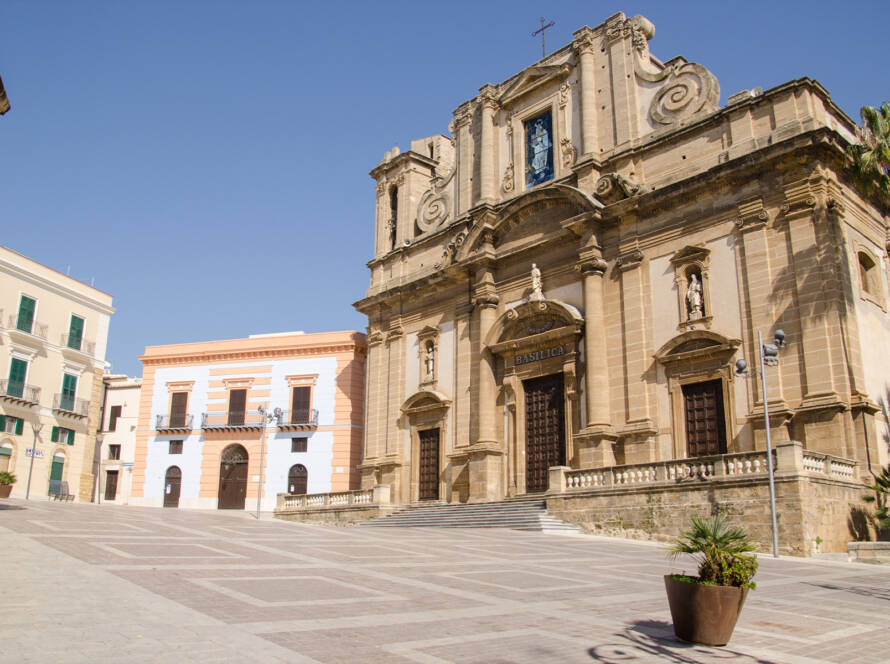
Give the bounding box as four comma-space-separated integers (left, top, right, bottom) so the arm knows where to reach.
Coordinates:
360, 498, 580, 532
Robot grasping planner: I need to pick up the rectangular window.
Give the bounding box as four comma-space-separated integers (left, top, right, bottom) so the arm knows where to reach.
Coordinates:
108, 444, 121, 460
7, 358, 27, 399
107, 405, 122, 432
0, 415, 24, 435
61, 374, 77, 411
51, 426, 75, 445
291, 386, 311, 424
169, 392, 188, 428
16, 295, 36, 333
227, 389, 246, 426
169, 440, 183, 454
525, 111, 554, 188
291, 437, 308, 453
67, 315, 84, 350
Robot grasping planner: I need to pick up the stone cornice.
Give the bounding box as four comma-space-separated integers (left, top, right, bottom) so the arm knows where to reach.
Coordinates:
140, 341, 366, 367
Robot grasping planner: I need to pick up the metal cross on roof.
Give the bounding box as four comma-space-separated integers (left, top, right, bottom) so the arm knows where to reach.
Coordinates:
532, 17, 555, 59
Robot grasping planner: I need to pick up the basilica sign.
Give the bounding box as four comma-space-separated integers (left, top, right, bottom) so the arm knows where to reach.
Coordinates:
514, 345, 565, 366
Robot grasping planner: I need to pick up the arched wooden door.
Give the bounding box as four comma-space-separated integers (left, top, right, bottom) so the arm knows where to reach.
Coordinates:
218, 444, 248, 509
288, 464, 307, 495
163, 466, 181, 508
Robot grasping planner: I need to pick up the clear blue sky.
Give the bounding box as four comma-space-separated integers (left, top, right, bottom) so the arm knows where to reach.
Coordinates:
3, 1, 887, 377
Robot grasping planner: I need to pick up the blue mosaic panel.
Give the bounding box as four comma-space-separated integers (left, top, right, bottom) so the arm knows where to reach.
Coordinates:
525, 111, 554, 187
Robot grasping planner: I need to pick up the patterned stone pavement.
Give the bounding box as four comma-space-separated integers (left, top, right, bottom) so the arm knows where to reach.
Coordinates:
1, 498, 887, 663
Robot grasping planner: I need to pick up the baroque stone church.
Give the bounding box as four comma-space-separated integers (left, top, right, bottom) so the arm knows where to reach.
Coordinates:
353, 12, 887, 545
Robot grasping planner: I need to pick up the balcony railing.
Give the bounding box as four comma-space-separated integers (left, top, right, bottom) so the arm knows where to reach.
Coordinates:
7, 315, 48, 339
201, 411, 266, 429
0, 379, 41, 404
53, 393, 90, 417
276, 408, 319, 429
155, 414, 194, 431
60, 333, 96, 355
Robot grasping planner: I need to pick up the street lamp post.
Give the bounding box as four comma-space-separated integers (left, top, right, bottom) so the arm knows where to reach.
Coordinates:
255, 405, 281, 520
736, 329, 786, 558
95, 433, 104, 504
25, 421, 43, 500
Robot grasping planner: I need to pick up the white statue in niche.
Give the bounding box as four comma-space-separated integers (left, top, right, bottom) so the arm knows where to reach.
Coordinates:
425, 341, 435, 378
530, 263, 544, 301
686, 272, 704, 319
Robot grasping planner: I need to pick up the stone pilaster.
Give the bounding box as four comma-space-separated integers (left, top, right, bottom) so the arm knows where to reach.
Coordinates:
574, 255, 616, 467
572, 27, 598, 158
478, 86, 498, 203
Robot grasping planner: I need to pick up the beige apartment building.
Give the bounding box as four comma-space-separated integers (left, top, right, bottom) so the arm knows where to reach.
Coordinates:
96, 374, 141, 504
0, 246, 114, 501
350, 12, 889, 553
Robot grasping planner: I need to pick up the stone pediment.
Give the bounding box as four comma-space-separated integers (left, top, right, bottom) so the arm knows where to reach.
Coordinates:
498, 64, 572, 107
669, 245, 710, 266
486, 299, 584, 351
654, 330, 740, 365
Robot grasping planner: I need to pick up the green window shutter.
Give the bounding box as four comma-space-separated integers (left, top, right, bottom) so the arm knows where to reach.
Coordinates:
51, 426, 59, 443
0, 447, 10, 457
8, 358, 27, 398
17, 295, 36, 333
50, 458, 64, 481
66, 429, 74, 445
0, 415, 4, 430
61, 374, 77, 411
68, 316, 84, 350
15, 418, 23, 435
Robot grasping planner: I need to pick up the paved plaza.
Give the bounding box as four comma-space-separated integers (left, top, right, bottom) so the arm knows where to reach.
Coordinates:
1, 499, 887, 663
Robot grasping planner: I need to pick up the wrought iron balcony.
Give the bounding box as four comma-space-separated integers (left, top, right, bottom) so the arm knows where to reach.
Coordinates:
276, 408, 319, 430
60, 333, 96, 355
7, 314, 48, 339
155, 413, 194, 431
0, 379, 41, 405
53, 393, 90, 417
201, 411, 266, 430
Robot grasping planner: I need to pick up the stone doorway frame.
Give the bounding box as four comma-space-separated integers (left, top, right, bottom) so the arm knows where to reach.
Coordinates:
654, 330, 741, 459
487, 300, 583, 496
400, 390, 451, 503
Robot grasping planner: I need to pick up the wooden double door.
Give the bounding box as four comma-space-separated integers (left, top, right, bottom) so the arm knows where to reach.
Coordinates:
418, 428, 440, 501
682, 380, 727, 457
524, 373, 566, 493
218, 444, 248, 509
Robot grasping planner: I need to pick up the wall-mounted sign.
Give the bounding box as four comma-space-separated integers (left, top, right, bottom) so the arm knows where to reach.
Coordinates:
25, 448, 44, 458
514, 345, 565, 366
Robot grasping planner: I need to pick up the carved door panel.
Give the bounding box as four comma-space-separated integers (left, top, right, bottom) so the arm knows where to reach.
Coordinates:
682, 380, 726, 457
524, 373, 565, 493
218, 445, 248, 509
288, 464, 308, 495
163, 466, 181, 508
418, 428, 440, 501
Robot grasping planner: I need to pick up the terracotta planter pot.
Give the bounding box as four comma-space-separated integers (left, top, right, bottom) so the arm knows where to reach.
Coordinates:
664, 575, 749, 646
0, 484, 12, 498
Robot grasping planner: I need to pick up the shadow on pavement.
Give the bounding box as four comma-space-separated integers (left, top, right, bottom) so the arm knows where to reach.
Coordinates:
587, 620, 778, 663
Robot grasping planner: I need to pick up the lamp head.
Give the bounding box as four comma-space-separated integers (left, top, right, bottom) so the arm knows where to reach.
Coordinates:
273, 407, 282, 418
735, 359, 748, 375
774, 329, 786, 348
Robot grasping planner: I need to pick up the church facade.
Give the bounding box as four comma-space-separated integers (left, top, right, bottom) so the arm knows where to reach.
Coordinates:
354, 12, 888, 525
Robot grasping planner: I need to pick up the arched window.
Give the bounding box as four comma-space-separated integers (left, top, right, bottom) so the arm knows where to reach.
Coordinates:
859, 251, 877, 295
389, 186, 399, 250
288, 464, 308, 495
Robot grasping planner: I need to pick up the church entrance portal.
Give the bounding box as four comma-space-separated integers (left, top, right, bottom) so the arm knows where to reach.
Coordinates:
682, 380, 727, 457
524, 373, 565, 493
418, 428, 440, 501
218, 444, 248, 509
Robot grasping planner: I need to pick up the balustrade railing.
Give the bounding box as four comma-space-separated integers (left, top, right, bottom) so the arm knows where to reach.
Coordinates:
558, 444, 858, 493
279, 488, 376, 511
0, 379, 41, 404
53, 393, 90, 416
201, 411, 266, 428
60, 333, 96, 354
155, 414, 194, 430
8, 314, 47, 339
277, 408, 319, 427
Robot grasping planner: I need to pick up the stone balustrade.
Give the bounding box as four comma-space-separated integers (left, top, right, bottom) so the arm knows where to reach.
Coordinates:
553, 441, 858, 494
276, 484, 390, 512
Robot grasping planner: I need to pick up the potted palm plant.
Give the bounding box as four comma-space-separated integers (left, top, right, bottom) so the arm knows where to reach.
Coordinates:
0, 471, 16, 498
665, 514, 758, 646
